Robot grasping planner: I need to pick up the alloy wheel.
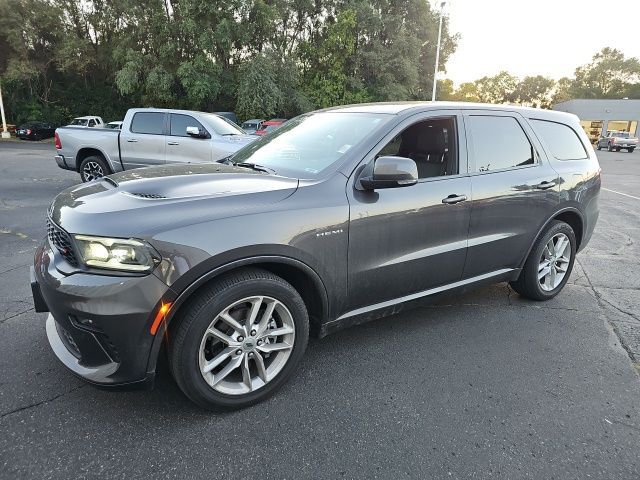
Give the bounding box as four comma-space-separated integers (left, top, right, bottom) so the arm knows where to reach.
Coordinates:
82, 161, 104, 181
538, 233, 571, 291
198, 295, 295, 395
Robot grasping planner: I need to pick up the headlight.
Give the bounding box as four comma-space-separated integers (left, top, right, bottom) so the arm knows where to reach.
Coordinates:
73, 235, 161, 272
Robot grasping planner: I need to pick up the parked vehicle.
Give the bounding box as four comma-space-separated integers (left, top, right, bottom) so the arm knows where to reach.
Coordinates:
595, 131, 638, 152
16, 121, 56, 140
54, 108, 256, 182
105, 121, 123, 130
213, 112, 239, 125
241, 119, 265, 135
255, 119, 286, 136
32, 102, 600, 409
69, 116, 105, 128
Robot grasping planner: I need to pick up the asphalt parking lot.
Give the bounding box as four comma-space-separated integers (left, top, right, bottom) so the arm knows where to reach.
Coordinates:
1, 141, 639, 479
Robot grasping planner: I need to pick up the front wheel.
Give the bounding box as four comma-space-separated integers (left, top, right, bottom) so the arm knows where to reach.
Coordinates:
169, 268, 309, 410
79, 155, 110, 182
627, 148, 635, 153
510, 220, 576, 301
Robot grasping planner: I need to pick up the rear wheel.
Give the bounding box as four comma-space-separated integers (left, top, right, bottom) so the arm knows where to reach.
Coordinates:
79, 155, 109, 182
510, 220, 576, 301
628, 148, 635, 153
169, 268, 309, 410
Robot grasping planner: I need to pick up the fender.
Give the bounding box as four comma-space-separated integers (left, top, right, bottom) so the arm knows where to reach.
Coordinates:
518, 206, 585, 269
75, 145, 118, 173
144, 253, 331, 379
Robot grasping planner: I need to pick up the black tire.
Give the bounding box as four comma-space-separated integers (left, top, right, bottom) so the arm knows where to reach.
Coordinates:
628, 148, 635, 153
510, 220, 576, 301
615, 147, 621, 152
595, 143, 601, 150
79, 155, 110, 182
169, 268, 309, 410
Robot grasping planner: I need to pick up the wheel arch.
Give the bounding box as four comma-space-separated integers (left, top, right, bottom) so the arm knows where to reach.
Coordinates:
519, 207, 585, 269
145, 255, 330, 379
75, 147, 113, 173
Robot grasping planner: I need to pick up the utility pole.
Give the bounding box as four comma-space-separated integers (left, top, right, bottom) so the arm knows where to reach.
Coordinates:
431, 1, 446, 102
0, 80, 9, 139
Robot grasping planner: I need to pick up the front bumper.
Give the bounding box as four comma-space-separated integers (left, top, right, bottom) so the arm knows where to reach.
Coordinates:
32, 240, 172, 387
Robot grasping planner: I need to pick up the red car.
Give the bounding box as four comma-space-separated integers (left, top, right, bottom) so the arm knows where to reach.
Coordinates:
255, 118, 286, 136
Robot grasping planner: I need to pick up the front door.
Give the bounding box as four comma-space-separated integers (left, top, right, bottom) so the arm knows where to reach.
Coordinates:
461, 111, 560, 279
346, 112, 471, 312
166, 113, 213, 164
120, 111, 167, 169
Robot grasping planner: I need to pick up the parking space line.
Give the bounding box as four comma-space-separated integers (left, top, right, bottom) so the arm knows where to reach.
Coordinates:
602, 187, 640, 201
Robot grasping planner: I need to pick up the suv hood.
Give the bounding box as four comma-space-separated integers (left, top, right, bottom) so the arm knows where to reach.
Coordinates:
50, 163, 298, 238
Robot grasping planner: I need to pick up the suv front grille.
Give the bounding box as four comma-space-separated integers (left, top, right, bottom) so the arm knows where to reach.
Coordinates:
46, 218, 79, 266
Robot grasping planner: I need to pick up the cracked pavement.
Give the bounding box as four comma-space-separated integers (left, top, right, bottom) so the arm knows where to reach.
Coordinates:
0, 142, 639, 479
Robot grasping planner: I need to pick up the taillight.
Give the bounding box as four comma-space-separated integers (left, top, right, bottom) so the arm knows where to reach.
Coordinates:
54, 132, 61, 150
26, 129, 32, 135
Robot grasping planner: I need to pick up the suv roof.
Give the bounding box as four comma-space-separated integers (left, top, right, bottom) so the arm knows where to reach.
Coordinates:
322, 101, 578, 123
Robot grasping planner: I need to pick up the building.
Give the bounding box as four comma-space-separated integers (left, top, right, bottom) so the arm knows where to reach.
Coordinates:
552, 99, 639, 144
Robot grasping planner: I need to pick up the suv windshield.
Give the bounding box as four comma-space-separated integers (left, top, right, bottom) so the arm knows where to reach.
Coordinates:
200, 113, 245, 136
231, 112, 390, 178
612, 132, 630, 138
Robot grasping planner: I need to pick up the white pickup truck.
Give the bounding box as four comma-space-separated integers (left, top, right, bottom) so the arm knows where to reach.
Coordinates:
54, 108, 257, 182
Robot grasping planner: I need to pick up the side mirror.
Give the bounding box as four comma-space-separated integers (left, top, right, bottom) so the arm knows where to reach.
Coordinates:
359, 156, 418, 190
186, 126, 206, 138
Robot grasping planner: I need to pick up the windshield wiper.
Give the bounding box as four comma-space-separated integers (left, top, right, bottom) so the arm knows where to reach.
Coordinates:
235, 162, 276, 175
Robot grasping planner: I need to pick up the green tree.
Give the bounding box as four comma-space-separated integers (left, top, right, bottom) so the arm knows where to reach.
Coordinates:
512, 75, 555, 108
571, 47, 640, 99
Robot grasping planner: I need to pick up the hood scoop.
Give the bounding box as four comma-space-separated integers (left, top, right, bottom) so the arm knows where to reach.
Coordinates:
126, 192, 167, 199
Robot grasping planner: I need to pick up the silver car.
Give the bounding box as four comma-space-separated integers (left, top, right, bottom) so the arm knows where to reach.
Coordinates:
54, 108, 257, 182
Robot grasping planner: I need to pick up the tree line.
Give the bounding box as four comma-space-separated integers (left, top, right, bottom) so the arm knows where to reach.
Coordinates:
1, 0, 639, 125
0, 0, 457, 124
439, 48, 640, 108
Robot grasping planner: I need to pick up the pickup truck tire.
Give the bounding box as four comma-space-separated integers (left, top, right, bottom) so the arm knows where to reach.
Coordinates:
79, 155, 110, 182
169, 268, 309, 410
510, 220, 576, 301
627, 148, 635, 153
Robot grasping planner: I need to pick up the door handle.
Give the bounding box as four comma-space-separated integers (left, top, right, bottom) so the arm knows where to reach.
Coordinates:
167, 141, 179, 146
126, 139, 138, 143
535, 180, 556, 190
442, 194, 468, 205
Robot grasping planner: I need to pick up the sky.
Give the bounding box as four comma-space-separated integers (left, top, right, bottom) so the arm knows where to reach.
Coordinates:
440, 0, 640, 85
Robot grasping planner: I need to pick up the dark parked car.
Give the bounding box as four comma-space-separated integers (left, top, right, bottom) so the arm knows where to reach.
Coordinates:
31, 102, 600, 409
16, 121, 56, 140
213, 111, 239, 125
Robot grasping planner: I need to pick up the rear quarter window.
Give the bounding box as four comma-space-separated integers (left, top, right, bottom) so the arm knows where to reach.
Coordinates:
131, 112, 165, 135
531, 119, 588, 160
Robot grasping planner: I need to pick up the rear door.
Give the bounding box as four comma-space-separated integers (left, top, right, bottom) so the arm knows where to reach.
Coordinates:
166, 113, 212, 164
462, 110, 559, 279
120, 112, 167, 169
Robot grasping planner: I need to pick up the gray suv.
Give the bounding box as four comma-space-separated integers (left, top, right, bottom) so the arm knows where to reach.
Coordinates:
31, 102, 601, 409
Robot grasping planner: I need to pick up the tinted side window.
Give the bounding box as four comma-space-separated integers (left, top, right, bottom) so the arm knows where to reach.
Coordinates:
88, 119, 96, 127
469, 116, 534, 172
170, 114, 207, 137
531, 120, 587, 160
131, 112, 165, 135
